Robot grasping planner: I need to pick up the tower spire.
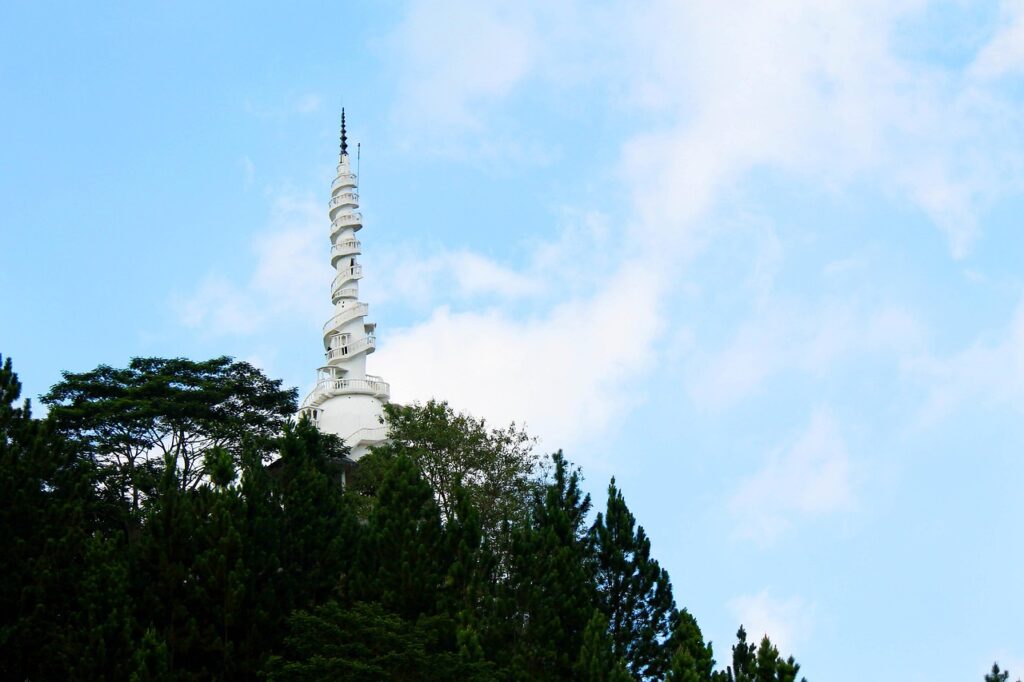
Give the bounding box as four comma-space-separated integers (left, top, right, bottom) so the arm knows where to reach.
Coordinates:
298, 110, 389, 460
340, 108, 349, 158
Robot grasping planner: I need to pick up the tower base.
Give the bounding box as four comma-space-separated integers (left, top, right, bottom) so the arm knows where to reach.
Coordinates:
316, 393, 388, 459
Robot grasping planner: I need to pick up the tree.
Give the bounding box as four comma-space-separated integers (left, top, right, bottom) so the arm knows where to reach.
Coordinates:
575, 610, 634, 682
265, 601, 493, 682
666, 609, 715, 682
986, 663, 1021, 682
713, 627, 756, 682
43, 356, 296, 509
274, 419, 356, 613
351, 453, 446, 620
439, 484, 492, 666
364, 400, 540, 542
711, 628, 805, 682
590, 478, 677, 680
497, 451, 595, 680
0, 355, 132, 679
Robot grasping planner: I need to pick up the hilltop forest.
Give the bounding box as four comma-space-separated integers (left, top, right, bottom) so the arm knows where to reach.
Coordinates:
0, 353, 1003, 681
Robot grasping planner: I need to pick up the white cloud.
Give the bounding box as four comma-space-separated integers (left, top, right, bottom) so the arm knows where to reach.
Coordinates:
387, 0, 536, 141
616, 0, 1024, 257
727, 590, 814, 654
909, 294, 1024, 423
368, 207, 615, 311
177, 1, 1024, 456
374, 260, 665, 451
387, 1, 1024, 254
730, 410, 855, 542
688, 297, 923, 410
173, 195, 329, 336
971, 0, 1024, 80
369, 248, 543, 309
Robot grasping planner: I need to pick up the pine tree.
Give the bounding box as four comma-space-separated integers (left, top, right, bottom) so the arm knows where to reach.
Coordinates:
714, 627, 756, 682
275, 419, 355, 613
500, 451, 594, 680
575, 610, 634, 682
352, 453, 445, 620
712, 628, 806, 682
590, 478, 677, 680
0, 355, 127, 679
236, 444, 287, 675
65, 534, 136, 680
666, 609, 715, 682
755, 636, 779, 682
440, 484, 492, 666
130, 627, 170, 681
985, 663, 1020, 682
265, 601, 493, 681
132, 455, 204, 676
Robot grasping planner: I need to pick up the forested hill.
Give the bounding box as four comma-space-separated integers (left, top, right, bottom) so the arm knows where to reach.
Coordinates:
0, 353, 1000, 681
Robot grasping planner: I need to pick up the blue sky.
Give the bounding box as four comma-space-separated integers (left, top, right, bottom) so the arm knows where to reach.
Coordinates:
2, 1, 1023, 679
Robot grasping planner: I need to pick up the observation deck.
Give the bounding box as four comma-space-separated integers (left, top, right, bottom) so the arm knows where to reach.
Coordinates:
300, 374, 390, 410
325, 334, 376, 361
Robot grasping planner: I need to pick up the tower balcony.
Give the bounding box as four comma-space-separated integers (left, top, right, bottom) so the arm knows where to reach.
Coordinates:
331, 265, 363, 298
331, 172, 358, 193
322, 302, 369, 338
333, 286, 358, 301
328, 192, 359, 211
300, 373, 390, 409
330, 238, 362, 265
330, 212, 363, 237
325, 333, 376, 362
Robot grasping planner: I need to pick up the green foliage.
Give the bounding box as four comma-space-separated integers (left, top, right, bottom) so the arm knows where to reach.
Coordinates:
986, 663, 1021, 682
129, 628, 170, 681
0, 354, 132, 680
1, 353, 817, 681
591, 477, 677, 680
666, 609, 715, 682
351, 453, 445, 619
274, 419, 355, 612
367, 400, 540, 546
575, 610, 634, 682
266, 601, 494, 681
43, 356, 296, 506
712, 628, 805, 682
498, 451, 595, 679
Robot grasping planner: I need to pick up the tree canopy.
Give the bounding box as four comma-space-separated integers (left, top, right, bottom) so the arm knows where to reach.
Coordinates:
42, 356, 296, 508
2, 353, 820, 681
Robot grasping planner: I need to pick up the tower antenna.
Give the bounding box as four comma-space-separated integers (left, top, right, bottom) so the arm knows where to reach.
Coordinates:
357, 143, 361, 184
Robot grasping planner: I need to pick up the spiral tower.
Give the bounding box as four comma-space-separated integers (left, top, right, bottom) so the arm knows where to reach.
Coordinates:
298, 110, 389, 458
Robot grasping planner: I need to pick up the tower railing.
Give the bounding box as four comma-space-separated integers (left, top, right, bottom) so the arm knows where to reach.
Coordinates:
300, 376, 391, 409
331, 238, 361, 261
331, 172, 358, 192
322, 303, 369, 336
333, 286, 358, 300
331, 265, 363, 294
331, 212, 362, 230
325, 333, 376, 360
329, 192, 359, 209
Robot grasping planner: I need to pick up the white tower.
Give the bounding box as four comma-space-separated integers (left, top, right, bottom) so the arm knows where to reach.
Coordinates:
298, 110, 390, 459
